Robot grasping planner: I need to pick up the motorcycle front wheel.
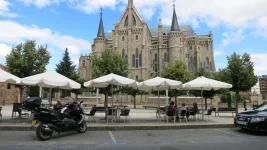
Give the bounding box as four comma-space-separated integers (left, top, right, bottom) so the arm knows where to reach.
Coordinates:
36, 124, 53, 141
77, 120, 87, 133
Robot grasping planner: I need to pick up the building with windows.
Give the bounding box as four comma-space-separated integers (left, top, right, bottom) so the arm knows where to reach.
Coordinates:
251, 77, 260, 95
78, 0, 216, 81
259, 75, 267, 94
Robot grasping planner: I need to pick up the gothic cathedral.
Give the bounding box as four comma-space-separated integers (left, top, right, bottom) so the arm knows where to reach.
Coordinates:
78, 0, 216, 81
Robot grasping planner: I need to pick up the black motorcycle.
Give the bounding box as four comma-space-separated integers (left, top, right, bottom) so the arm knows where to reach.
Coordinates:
22, 97, 87, 141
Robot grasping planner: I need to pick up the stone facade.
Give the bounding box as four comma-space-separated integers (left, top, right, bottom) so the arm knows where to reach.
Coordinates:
0, 64, 20, 105
258, 75, 267, 94
78, 0, 216, 81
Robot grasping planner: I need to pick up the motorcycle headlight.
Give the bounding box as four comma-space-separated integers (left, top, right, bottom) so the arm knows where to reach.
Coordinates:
250, 117, 265, 122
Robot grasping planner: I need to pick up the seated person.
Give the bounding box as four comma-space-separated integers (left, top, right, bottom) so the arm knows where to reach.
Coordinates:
167, 101, 177, 117
179, 103, 189, 119
54, 100, 64, 111
190, 102, 198, 113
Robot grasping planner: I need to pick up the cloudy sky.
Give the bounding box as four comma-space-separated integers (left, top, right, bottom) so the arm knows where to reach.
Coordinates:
0, 0, 267, 75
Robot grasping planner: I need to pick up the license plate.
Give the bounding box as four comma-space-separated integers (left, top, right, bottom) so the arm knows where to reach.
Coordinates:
31, 120, 37, 126
237, 120, 247, 125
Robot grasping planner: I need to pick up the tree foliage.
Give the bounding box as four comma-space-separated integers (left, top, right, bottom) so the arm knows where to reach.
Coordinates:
5, 40, 51, 98
119, 79, 148, 108
91, 50, 129, 108
55, 48, 77, 79
92, 50, 128, 78
55, 48, 85, 100
191, 65, 218, 109
161, 60, 194, 105
221, 52, 257, 113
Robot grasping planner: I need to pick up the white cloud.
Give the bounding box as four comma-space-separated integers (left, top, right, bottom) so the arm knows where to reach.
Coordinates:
251, 53, 267, 74
222, 29, 245, 46
254, 16, 267, 38
0, 20, 91, 61
0, 43, 11, 58
0, 0, 18, 17
16, 0, 267, 32
17, 0, 60, 8
214, 50, 223, 57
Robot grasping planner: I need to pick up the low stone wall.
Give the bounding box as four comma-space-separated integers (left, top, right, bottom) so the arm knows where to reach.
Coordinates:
0, 88, 20, 105
78, 94, 214, 107
218, 102, 252, 108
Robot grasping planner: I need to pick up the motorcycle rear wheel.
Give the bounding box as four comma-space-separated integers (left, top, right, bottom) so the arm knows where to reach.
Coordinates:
77, 120, 87, 133
36, 124, 53, 141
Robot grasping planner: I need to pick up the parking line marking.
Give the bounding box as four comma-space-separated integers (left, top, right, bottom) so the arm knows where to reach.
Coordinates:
108, 131, 117, 144
215, 129, 240, 137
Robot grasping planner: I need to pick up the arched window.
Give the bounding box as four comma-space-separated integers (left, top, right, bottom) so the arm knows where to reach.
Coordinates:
124, 15, 128, 27
164, 52, 167, 63
125, 54, 128, 64
82, 60, 85, 67
210, 61, 212, 71
154, 53, 158, 72
122, 36, 125, 41
136, 75, 139, 80
139, 52, 142, 67
205, 57, 210, 72
136, 35, 138, 40
180, 49, 182, 55
190, 57, 193, 72
135, 48, 139, 68
190, 46, 192, 50
133, 15, 136, 26
132, 54, 135, 67
135, 48, 138, 57
180, 38, 182, 43
122, 49, 125, 57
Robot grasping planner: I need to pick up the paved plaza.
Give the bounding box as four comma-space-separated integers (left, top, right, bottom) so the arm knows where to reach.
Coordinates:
0, 128, 266, 150
0, 104, 246, 131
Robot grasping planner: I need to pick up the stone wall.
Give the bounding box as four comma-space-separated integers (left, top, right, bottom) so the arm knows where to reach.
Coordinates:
0, 88, 20, 105
77, 94, 214, 107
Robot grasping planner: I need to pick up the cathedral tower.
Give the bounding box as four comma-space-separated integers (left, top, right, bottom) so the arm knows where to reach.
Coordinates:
93, 8, 106, 57
168, 3, 185, 64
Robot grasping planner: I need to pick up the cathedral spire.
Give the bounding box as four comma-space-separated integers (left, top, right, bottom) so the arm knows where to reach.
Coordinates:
97, 7, 105, 37
171, 0, 180, 31
128, 0, 133, 7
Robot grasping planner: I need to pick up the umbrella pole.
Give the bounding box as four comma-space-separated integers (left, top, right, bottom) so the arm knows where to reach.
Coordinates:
201, 88, 204, 120
39, 87, 42, 98
49, 88, 52, 106
112, 84, 114, 123
96, 88, 99, 105
158, 89, 160, 107
166, 89, 168, 105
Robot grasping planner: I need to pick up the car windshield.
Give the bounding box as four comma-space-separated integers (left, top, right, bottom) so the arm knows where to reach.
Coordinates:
255, 105, 267, 111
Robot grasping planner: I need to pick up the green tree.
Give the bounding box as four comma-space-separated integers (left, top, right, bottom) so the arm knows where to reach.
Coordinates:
91, 50, 129, 108
161, 60, 194, 106
55, 48, 76, 79
55, 48, 78, 99
119, 79, 148, 109
224, 52, 258, 114
191, 65, 217, 110
5, 40, 51, 100
70, 72, 88, 101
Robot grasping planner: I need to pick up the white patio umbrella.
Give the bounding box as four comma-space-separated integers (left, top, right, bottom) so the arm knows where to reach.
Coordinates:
0, 68, 21, 84
182, 76, 232, 120
21, 71, 81, 104
138, 76, 183, 106
83, 73, 139, 123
